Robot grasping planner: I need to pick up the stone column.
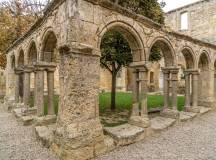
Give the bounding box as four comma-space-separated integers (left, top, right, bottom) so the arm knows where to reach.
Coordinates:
130, 69, 139, 116
14, 72, 20, 103
184, 70, 191, 109
23, 67, 31, 109
214, 72, 216, 99
191, 70, 199, 108
47, 67, 56, 115
34, 65, 45, 117
139, 68, 148, 116
170, 68, 179, 110
162, 68, 170, 109
53, 48, 105, 160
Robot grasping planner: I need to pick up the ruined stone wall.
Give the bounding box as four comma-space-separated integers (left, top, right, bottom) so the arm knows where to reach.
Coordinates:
165, 0, 216, 45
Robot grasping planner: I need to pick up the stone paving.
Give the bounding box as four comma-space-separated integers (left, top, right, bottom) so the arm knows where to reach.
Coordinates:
97, 110, 216, 160
0, 104, 59, 160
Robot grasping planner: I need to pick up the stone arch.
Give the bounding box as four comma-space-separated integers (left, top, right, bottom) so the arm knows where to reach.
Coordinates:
11, 54, 15, 69
148, 36, 177, 67
17, 49, 25, 67
97, 21, 146, 62
180, 46, 196, 69
41, 29, 58, 62
198, 51, 210, 70
27, 40, 38, 65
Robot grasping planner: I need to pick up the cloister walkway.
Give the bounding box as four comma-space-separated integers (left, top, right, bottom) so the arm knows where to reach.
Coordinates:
97, 111, 216, 160
0, 104, 58, 160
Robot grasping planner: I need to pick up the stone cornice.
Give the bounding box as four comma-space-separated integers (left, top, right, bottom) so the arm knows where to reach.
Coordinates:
6, 0, 216, 53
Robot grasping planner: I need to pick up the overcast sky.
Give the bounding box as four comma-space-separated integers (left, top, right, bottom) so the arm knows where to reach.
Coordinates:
0, 0, 201, 12
159, 0, 200, 12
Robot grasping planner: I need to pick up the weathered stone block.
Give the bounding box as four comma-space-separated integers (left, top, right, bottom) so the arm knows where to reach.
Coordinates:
179, 111, 197, 122
34, 115, 57, 126
35, 125, 56, 148
150, 116, 176, 132
160, 108, 180, 119
129, 116, 150, 128
104, 124, 145, 146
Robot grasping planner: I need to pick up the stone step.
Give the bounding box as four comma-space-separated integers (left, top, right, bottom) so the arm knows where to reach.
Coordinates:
35, 124, 56, 148
21, 115, 36, 126
34, 115, 57, 126
104, 124, 145, 146
200, 106, 211, 115
150, 116, 176, 132
179, 111, 197, 122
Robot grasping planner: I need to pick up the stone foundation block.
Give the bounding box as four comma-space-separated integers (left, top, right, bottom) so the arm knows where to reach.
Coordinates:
179, 111, 197, 122
129, 116, 150, 128
150, 116, 176, 132
160, 108, 180, 119
200, 106, 211, 115
104, 123, 145, 146
35, 125, 56, 148
21, 115, 36, 126
34, 115, 57, 126
52, 119, 106, 160
185, 106, 200, 113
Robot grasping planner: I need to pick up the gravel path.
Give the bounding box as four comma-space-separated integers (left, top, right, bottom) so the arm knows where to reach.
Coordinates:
97, 111, 216, 160
0, 104, 59, 160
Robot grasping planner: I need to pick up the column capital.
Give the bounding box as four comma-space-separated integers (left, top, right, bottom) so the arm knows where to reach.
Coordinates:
14, 67, 24, 74
23, 65, 34, 73
190, 69, 199, 75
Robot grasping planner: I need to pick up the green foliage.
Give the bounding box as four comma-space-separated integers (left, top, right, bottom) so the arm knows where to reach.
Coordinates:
100, 30, 132, 73
116, 0, 165, 24
149, 46, 162, 62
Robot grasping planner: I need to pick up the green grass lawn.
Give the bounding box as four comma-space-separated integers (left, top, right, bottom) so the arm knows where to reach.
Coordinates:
30, 92, 185, 115
100, 92, 185, 113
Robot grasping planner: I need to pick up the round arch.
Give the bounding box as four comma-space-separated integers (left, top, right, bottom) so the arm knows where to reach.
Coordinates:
198, 51, 210, 70
11, 54, 15, 69
148, 36, 177, 67
97, 21, 146, 62
40, 29, 58, 62
27, 40, 38, 65
180, 46, 196, 69
17, 49, 25, 67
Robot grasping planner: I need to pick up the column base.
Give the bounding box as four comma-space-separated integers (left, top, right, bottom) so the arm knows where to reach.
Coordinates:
129, 115, 150, 128
34, 115, 57, 126
21, 107, 37, 116
52, 118, 106, 160
198, 99, 216, 108
160, 108, 180, 119
185, 106, 200, 113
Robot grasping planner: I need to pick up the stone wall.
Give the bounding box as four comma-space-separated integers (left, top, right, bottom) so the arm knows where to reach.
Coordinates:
165, 0, 216, 45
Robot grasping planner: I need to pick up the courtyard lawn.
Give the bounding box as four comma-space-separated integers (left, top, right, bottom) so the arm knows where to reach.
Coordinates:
99, 92, 185, 113
30, 92, 185, 115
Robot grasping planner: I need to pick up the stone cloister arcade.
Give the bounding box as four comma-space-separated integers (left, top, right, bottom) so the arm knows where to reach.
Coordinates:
4, 0, 216, 159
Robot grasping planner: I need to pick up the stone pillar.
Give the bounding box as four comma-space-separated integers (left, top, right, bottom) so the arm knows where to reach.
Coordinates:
23, 67, 31, 108
214, 72, 216, 99
139, 68, 148, 116
34, 65, 45, 117
47, 67, 56, 115
53, 48, 105, 160
131, 69, 139, 116
14, 73, 20, 103
170, 69, 179, 110
192, 70, 199, 108
184, 71, 191, 109
162, 68, 170, 109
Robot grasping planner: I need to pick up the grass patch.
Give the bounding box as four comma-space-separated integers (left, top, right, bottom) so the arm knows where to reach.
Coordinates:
30, 92, 185, 115
99, 92, 185, 113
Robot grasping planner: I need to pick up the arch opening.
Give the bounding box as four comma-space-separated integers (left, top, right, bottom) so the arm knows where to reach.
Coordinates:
99, 25, 144, 127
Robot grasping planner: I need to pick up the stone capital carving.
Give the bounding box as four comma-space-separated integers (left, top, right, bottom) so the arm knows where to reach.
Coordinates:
23, 65, 34, 73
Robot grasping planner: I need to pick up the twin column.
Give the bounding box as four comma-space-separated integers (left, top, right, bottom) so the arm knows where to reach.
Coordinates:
184, 70, 199, 111
162, 68, 179, 110
129, 66, 150, 128
22, 63, 56, 116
